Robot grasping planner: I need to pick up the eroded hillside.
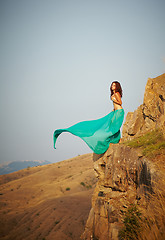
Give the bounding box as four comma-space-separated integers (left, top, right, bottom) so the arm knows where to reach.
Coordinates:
0, 153, 96, 240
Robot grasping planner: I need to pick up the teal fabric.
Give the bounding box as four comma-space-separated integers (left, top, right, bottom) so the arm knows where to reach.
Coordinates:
53, 109, 124, 154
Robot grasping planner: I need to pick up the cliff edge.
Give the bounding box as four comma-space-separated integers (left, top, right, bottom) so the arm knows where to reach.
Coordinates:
81, 73, 165, 240
122, 73, 165, 141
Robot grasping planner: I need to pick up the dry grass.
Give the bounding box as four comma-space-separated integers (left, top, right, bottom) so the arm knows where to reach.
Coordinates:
0, 153, 96, 240
122, 130, 165, 239
138, 178, 165, 240
124, 129, 165, 156
119, 177, 165, 240
124, 129, 165, 170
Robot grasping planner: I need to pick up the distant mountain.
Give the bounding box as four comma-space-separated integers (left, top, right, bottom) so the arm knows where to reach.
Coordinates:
0, 160, 51, 175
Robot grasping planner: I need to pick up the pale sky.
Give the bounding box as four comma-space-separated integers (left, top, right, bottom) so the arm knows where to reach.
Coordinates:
0, 0, 165, 164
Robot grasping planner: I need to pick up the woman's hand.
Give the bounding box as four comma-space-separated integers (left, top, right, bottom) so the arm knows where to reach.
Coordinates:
111, 94, 117, 102
111, 92, 122, 105
111, 94, 115, 101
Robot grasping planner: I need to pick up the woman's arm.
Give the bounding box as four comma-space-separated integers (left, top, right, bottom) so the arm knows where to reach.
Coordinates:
112, 92, 122, 105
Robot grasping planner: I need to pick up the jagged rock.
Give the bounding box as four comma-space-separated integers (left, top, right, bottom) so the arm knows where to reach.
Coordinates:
122, 73, 165, 141
81, 74, 165, 240
81, 144, 159, 240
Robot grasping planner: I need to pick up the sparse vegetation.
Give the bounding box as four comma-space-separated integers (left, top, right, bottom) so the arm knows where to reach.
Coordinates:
119, 178, 165, 239
80, 181, 92, 189
0, 152, 94, 240
137, 179, 165, 240
119, 204, 142, 240
80, 182, 85, 187
69, 231, 73, 237
123, 130, 165, 239
124, 129, 165, 158
55, 220, 60, 225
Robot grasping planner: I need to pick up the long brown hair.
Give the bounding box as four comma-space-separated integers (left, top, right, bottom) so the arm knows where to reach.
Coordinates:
110, 81, 123, 97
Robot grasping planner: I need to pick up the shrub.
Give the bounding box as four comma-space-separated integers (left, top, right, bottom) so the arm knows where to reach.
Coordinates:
137, 179, 165, 240
55, 220, 60, 225
119, 204, 142, 240
80, 182, 85, 187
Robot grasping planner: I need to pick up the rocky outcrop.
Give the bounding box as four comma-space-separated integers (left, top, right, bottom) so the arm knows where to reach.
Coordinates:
81, 74, 165, 240
122, 73, 165, 141
81, 145, 159, 240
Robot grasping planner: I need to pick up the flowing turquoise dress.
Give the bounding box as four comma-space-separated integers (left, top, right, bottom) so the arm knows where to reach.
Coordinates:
53, 109, 124, 154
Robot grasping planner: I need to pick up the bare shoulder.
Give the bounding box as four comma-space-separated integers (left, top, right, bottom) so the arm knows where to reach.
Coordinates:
115, 92, 121, 98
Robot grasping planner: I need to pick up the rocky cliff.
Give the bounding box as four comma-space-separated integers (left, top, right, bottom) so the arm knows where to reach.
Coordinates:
122, 73, 165, 141
81, 73, 165, 240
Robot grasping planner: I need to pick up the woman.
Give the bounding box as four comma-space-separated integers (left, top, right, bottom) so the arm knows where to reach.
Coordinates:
110, 81, 123, 111
53, 81, 124, 154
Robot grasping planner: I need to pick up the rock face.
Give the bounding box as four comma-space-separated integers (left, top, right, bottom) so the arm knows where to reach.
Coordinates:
81, 145, 158, 240
81, 74, 165, 240
122, 73, 165, 141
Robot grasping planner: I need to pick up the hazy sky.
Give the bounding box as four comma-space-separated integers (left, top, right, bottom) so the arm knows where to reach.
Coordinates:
1, 0, 165, 165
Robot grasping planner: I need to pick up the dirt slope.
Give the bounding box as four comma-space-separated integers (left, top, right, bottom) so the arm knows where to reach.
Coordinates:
0, 153, 96, 240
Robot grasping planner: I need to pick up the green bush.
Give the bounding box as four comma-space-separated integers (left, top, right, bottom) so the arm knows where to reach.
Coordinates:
86, 184, 92, 189
55, 220, 60, 225
80, 182, 85, 187
119, 205, 142, 240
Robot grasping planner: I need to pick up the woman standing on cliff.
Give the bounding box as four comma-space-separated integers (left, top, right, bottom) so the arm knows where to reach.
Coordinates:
110, 81, 123, 111
53, 81, 124, 154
